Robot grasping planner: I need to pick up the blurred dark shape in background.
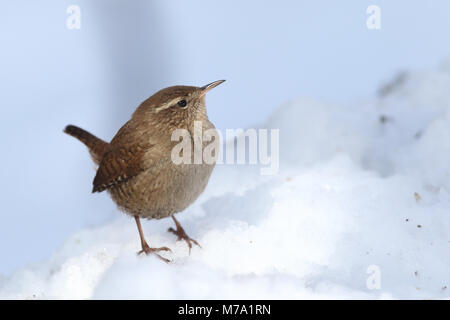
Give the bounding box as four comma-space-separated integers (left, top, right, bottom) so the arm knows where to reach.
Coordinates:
0, 1, 172, 274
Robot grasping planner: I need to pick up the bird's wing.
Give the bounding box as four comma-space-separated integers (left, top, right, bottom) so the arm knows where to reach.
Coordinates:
92, 142, 153, 193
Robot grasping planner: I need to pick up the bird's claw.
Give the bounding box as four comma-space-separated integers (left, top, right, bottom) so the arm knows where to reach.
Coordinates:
168, 226, 201, 254
137, 242, 172, 263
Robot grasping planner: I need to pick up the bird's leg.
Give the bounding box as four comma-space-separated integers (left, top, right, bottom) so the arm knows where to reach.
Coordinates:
134, 216, 171, 263
168, 215, 201, 254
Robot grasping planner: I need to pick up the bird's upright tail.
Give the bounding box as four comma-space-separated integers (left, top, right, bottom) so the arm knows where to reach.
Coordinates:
64, 125, 109, 165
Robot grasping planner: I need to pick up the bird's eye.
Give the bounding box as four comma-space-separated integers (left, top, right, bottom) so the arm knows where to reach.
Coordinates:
177, 99, 187, 108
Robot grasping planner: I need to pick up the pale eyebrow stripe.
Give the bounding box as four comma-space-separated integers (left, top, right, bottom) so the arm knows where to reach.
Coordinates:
153, 97, 181, 112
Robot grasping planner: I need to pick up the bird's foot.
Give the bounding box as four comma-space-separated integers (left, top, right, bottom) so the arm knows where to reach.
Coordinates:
137, 242, 172, 263
168, 224, 201, 254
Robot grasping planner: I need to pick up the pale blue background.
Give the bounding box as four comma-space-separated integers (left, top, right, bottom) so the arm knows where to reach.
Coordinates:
0, 0, 449, 274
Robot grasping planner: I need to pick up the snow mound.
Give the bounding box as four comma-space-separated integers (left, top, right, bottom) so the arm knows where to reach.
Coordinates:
2, 63, 450, 299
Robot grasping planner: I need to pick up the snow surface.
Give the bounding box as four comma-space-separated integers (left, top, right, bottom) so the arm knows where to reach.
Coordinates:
2, 63, 450, 299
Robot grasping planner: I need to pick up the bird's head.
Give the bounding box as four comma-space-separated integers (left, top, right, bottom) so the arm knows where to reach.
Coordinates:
134, 80, 225, 128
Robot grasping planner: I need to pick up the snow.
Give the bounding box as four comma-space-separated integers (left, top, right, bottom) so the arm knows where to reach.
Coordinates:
2, 62, 450, 299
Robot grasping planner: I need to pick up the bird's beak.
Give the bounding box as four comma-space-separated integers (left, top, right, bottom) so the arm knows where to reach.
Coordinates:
200, 80, 225, 96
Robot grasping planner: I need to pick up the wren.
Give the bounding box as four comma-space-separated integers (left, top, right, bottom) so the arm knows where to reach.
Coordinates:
64, 80, 225, 262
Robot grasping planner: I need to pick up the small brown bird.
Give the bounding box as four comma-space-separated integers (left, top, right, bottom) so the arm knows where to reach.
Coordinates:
64, 80, 225, 262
